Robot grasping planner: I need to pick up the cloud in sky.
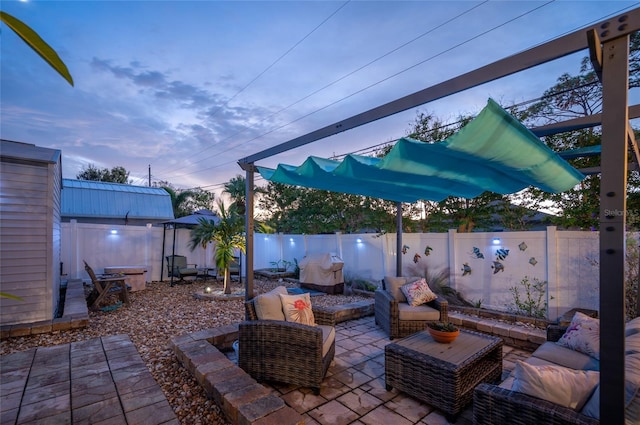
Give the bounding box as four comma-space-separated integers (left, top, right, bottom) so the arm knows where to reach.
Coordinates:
1, 0, 637, 193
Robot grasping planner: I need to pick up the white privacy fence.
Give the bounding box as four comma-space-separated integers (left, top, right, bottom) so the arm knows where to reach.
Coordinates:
62, 221, 610, 320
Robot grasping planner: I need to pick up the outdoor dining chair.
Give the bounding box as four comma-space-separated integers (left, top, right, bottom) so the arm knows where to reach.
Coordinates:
165, 255, 198, 285
84, 261, 131, 310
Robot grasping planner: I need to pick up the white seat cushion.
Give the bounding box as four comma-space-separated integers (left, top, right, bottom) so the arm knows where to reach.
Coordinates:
397, 302, 440, 321
532, 341, 599, 371
319, 325, 335, 357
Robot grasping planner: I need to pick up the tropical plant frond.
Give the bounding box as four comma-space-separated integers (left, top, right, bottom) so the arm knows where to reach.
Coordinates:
1, 12, 74, 86
1, 292, 23, 301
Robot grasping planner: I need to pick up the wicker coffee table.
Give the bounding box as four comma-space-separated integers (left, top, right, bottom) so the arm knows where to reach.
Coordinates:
385, 329, 502, 421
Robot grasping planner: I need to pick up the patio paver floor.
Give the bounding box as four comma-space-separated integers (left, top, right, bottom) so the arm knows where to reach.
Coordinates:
226, 315, 532, 425
0, 334, 179, 425
1, 314, 532, 425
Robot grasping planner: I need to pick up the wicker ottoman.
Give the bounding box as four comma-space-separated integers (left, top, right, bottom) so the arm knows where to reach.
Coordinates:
385, 329, 502, 421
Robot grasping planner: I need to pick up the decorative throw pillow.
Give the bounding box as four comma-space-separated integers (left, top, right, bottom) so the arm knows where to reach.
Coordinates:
556, 311, 600, 360
279, 293, 316, 326
400, 278, 437, 307
512, 360, 599, 411
253, 286, 288, 320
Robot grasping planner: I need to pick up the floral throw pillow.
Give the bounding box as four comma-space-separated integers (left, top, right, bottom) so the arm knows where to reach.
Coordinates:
400, 278, 437, 307
279, 293, 316, 326
556, 311, 600, 360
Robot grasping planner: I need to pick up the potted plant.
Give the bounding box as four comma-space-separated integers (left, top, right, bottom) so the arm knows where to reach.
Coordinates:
427, 321, 460, 343
269, 259, 292, 273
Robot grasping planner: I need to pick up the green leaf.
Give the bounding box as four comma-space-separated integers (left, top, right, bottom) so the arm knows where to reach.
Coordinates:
1, 292, 24, 301
1, 11, 74, 86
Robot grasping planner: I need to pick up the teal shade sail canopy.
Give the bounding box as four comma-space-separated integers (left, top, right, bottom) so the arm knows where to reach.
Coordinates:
258, 99, 585, 203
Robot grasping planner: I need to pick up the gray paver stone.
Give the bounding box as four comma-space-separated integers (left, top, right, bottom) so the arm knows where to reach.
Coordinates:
120, 385, 168, 413
223, 383, 271, 424
71, 395, 122, 424
237, 394, 286, 425
16, 394, 71, 424
21, 381, 70, 406
252, 406, 305, 425
124, 400, 177, 425
213, 373, 256, 404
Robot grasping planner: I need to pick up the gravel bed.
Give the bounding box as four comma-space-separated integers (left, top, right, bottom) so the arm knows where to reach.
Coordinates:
0, 279, 369, 425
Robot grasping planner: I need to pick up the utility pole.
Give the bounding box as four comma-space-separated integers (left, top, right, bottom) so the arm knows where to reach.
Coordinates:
148, 165, 151, 187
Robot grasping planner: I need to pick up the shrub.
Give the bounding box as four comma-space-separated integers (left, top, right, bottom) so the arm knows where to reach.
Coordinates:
427, 322, 458, 332
508, 276, 548, 319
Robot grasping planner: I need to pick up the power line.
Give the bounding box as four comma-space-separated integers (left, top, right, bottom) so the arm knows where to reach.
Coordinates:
164, 2, 635, 191
208, 0, 352, 120
167, 0, 557, 180
153, 1, 351, 176
183, 77, 611, 192
161, 1, 491, 177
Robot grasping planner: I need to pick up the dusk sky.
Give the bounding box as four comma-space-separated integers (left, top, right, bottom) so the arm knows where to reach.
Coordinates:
1, 1, 638, 198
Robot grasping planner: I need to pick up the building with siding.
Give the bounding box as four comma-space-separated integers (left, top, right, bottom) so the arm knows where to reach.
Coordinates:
61, 179, 174, 226
0, 140, 63, 326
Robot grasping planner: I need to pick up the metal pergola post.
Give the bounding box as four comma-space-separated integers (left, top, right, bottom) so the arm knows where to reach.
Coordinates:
244, 166, 255, 303
598, 31, 630, 423
396, 202, 402, 277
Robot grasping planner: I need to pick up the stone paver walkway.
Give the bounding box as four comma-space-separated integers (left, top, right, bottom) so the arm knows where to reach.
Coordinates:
2, 313, 533, 425
0, 334, 178, 425
226, 316, 532, 425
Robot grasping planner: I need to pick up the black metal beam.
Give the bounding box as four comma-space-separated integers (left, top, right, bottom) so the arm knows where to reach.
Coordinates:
588, 29, 604, 82
244, 168, 255, 303
396, 202, 402, 277
531, 104, 640, 137
238, 9, 640, 166
598, 33, 630, 425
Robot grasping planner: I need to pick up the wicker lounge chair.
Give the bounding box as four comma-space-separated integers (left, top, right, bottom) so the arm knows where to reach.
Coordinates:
473, 324, 599, 425
237, 290, 336, 395
375, 276, 448, 340
474, 316, 640, 425
165, 255, 198, 285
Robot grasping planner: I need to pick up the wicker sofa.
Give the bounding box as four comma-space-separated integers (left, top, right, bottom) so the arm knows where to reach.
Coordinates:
375, 276, 448, 340
473, 316, 640, 425
238, 286, 336, 395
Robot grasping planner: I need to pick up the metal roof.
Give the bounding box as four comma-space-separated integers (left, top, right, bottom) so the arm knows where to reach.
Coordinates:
61, 179, 174, 221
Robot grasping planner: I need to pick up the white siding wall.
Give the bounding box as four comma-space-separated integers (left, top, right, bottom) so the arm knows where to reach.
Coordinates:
51, 163, 62, 317
0, 160, 59, 325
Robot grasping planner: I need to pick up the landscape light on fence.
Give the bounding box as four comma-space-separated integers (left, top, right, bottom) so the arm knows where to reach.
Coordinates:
356, 238, 363, 244
492, 237, 500, 245
110, 229, 118, 235
289, 238, 295, 244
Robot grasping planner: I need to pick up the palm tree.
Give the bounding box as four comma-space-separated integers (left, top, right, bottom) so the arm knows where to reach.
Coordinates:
223, 175, 247, 215
162, 186, 197, 218
223, 175, 266, 216
189, 200, 245, 294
